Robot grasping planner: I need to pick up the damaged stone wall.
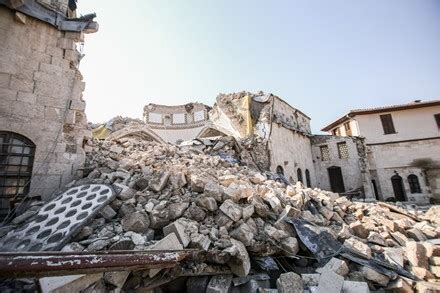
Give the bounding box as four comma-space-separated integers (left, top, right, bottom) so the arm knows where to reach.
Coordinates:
367, 139, 440, 203
311, 135, 373, 198
143, 103, 210, 144
0, 5, 92, 201
268, 97, 315, 185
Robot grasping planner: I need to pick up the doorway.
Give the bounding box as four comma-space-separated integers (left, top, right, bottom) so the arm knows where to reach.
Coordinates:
327, 166, 345, 193
391, 175, 406, 201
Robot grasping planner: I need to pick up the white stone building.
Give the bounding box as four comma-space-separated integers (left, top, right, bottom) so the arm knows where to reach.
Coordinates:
322, 100, 440, 203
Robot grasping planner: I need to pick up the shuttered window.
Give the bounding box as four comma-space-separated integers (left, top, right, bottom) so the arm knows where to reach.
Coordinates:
435, 114, 440, 128
380, 114, 396, 134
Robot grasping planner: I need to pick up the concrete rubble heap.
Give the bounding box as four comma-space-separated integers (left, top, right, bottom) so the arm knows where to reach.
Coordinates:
2, 136, 440, 292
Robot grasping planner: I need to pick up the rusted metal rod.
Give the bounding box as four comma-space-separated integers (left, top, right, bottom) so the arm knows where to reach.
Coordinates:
0, 250, 200, 278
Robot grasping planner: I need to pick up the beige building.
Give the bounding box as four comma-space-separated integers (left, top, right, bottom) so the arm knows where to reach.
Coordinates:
0, 0, 97, 217
322, 100, 440, 203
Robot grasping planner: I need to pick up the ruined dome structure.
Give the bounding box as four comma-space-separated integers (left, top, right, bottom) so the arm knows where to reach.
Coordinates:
142, 102, 211, 143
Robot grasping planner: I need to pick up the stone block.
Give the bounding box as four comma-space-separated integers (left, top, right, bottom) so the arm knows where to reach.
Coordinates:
343, 237, 371, 259
46, 46, 64, 58
406, 241, 429, 269
317, 270, 344, 293
39, 63, 63, 75
39, 273, 103, 293
69, 99, 86, 111
360, 266, 389, 286
415, 281, 440, 293
349, 221, 369, 239
196, 196, 218, 211
99, 205, 117, 220
342, 280, 369, 293
163, 220, 190, 247
226, 239, 250, 277
57, 37, 76, 50
190, 233, 211, 250
390, 231, 409, 246
0, 87, 17, 101
121, 211, 150, 233
149, 233, 183, 277
17, 91, 36, 104
317, 257, 349, 276
301, 273, 320, 287
276, 272, 303, 293
280, 237, 299, 255
229, 223, 254, 246
206, 274, 233, 293
219, 199, 242, 222
0, 72, 10, 87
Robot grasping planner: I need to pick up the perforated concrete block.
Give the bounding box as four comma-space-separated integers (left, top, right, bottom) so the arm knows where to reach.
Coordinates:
0, 184, 115, 251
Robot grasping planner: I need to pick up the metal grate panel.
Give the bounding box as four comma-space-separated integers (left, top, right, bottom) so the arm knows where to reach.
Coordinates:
0, 184, 115, 252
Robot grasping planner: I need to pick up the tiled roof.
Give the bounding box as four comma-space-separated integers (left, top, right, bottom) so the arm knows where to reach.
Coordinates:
321, 100, 440, 131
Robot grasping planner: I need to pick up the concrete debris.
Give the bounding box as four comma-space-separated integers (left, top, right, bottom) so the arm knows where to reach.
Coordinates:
2, 136, 440, 292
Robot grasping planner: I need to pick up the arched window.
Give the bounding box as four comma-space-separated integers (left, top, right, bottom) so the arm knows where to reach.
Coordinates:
297, 168, 303, 183
408, 174, 421, 193
0, 132, 35, 218
305, 169, 311, 187
276, 165, 284, 176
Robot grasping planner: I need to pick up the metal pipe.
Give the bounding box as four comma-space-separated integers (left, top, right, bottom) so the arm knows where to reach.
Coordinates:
0, 250, 200, 278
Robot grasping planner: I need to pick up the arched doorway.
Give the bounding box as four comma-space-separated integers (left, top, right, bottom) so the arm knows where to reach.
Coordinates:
391, 174, 406, 201
0, 132, 36, 218
297, 168, 303, 183
327, 166, 345, 193
305, 169, 311, 187
276, 165, 284, 176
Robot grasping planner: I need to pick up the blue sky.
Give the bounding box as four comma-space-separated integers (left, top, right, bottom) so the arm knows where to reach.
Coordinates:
78, 0, 440, 132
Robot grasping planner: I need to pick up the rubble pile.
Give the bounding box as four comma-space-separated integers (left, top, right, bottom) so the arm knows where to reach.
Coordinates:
1, 135, 439, 292
51, 136, 438, 292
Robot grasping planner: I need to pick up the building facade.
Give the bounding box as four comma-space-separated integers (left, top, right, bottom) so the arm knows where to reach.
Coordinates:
322, 100, 440, 203
143, 103, 210, 144
0, 1, 97, 217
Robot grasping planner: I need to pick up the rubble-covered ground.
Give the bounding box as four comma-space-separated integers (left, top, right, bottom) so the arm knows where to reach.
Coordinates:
1, 136, 440, 292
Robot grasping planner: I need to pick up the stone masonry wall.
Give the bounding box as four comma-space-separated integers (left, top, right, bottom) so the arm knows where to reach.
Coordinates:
0, 6, 91, 200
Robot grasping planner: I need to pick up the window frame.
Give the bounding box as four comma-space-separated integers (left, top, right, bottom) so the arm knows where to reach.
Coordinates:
337, 142, 349, 159
380, 113, 396, 135
434, 113, 440, 129
407, 174, 421, 194
320, 145, 330, 161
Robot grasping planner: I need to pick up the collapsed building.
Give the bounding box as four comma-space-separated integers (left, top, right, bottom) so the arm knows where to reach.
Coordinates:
0, 0, 97, 218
